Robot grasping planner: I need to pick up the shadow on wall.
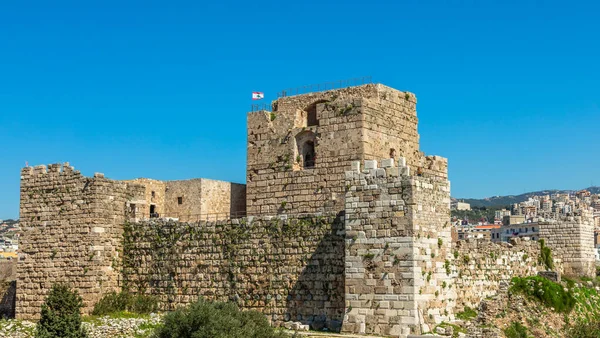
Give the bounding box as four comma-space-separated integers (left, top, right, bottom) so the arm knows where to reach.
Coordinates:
122, 213, 346, 330
0, 261, 17, 318
0, 281, 16, 318
284, 211, 346, 332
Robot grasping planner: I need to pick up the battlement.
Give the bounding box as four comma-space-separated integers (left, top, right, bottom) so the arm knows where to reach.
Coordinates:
21, 162, 77, 178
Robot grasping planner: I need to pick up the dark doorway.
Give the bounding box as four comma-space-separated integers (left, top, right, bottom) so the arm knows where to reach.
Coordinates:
303, 141, 315, 168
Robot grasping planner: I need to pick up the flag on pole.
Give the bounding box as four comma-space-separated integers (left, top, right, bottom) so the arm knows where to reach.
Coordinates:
252, 92, 264, 100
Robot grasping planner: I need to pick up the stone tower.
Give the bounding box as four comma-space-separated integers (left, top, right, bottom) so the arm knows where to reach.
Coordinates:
246, 84, 447, 216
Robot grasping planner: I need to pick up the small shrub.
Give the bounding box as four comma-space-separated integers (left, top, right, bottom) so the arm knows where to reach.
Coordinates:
437, 238, 443, 248
567, 318, 600, 338
153, 298, 289, 338
92, 291, 159, 316
463, 255, 470, 264
456, 306, 477, 320
362, 252, 375, 260
504, 322, 528, 338
453, 250, 459, 259
539, 239, 555, 270
269, 112, 276, 121
36, 284, 87, 338
510, 276, 575, 313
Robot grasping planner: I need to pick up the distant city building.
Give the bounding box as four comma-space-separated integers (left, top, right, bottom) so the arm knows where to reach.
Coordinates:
491, 222, 539, 242
494, 209, 511, 219
502, 215, 526, 226
451, 201, 471, 211
456, 224, 500, 241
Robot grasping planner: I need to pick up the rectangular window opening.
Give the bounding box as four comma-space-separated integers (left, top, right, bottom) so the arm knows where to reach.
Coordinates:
178, 197, 183, 205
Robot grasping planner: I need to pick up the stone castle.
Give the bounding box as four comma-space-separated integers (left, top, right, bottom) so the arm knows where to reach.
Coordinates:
16, 83, 596, 337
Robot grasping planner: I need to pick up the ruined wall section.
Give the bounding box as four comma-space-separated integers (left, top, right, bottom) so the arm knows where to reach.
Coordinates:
539, 214, 595, 277
122, 215, 345, 330
342, 158, 452, 337
454, 239, 548, 311
17, 163, 139, 319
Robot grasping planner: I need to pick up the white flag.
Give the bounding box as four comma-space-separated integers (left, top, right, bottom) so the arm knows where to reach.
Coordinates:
252, 92, 264, 100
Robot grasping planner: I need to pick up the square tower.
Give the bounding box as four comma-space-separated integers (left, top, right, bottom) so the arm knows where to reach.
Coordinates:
246, 83, 446, 216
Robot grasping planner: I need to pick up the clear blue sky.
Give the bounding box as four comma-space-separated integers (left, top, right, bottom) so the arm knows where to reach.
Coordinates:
1, 1, 599, 219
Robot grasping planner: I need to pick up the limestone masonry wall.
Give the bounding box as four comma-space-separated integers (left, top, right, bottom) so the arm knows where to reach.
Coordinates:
127, 178, 247, 222
123, 178, 166, 219
122, 215, 345, 331
342, 158, 452, 337
17, 163, 142, 319
246, 84, 425, 216
539, 214, 595, 277
454, 239, 549, 311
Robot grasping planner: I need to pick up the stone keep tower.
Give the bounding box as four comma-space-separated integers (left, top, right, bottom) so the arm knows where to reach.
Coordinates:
246, 83, 448, 216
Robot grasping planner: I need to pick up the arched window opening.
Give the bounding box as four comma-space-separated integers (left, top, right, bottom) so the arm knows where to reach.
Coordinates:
303, 141, 315, 168
295, 130, 317, 170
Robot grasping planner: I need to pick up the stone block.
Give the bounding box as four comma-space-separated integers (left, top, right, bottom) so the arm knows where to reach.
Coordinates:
364, 160, 377, 170
381, 158, 394, 168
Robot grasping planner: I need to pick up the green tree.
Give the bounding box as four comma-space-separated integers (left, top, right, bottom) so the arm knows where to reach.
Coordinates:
35, 284, 87, 338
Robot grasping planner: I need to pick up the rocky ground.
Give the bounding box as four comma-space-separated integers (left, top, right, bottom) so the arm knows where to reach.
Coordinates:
0, 313, 163, 338
451, 277, 600, 338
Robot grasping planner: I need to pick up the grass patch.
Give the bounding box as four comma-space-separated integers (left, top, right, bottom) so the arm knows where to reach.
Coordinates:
510, 276, 575, 313
504, 322, 528, 338
455, 306, 477, 321
92, 292, 159, 316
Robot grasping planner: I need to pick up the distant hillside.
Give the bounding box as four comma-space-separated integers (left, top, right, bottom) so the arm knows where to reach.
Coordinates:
454, 186, 600, 208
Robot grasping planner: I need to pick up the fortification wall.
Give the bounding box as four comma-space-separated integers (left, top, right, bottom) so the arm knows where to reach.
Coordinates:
163, 179, 203, 221
246, 84, 421, 216
454, 239, 549, 311
539, 215, 595, 277
122, 215, 345, 330
162, 179, 246, 221
17, 163, 142, 319
199, 179, 246, 219
342, 158, 452, 337
123, 178, 166, 218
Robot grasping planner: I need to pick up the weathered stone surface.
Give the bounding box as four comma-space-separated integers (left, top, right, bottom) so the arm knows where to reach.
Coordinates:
17, 163, 140, 319
122, 216, 345, 330
245, 84, 440, 216
342, 158, 452, 336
